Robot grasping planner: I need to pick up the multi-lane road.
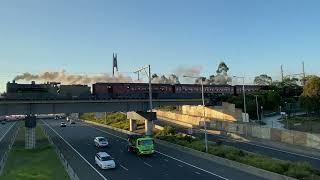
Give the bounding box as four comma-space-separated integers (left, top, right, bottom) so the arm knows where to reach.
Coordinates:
41, 119, 266, 180
0, 121, 18, 161
156, 119, 320, 169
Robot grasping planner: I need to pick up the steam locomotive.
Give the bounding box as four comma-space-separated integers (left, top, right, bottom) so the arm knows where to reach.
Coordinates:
1, 81, 268, 100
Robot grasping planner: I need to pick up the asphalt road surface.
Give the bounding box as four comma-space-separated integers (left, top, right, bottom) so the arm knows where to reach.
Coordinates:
0, 121, 18, 161
156, 119, 320, 169
41, 119, 266, 180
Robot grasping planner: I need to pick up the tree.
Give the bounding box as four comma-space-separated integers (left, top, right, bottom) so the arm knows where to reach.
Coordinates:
211, 61, 231, 85
254, 74, 272, 85
216, 62, 229, 74
299, 76, 320, 113
168, 74, 180, 84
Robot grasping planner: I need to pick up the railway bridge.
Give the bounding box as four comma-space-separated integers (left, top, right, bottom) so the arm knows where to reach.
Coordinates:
0, 98, 206, 149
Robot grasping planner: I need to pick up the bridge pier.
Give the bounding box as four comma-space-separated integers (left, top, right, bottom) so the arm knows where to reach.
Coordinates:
25, 115, 37, 149
129, 119, 137, 131
145, 119, 153, 136
127, 111, 156, 136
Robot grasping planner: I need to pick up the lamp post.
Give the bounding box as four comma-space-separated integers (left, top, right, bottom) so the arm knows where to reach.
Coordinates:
183, 75, 208, 153
233, 76, 247, 121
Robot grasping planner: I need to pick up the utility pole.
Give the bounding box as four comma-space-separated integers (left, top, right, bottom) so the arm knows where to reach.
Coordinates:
233, 76, 247, 121
134, 65, 152, 111
281, 64, 284, 82
255, 95, 260, 122
302, 61, 306, 86
183, 75, 208, 153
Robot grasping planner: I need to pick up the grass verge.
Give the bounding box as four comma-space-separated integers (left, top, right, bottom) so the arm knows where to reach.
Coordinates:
80, 112, 144, 130
156, 126, 320, 180
0, 124, 69, 180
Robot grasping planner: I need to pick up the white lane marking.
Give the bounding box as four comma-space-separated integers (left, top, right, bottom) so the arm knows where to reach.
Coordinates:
0, 122, 16, 143
143, 162, 153, 167
204, 130, 320, 161
42, 120, 108, 180
81, 121, 229, 180
156, 151, 229, 180
80, 122, 126, 140
178, 164, 183, 167
240, 140, 320, 161
195, 172, 201, 175
164, 159, 169, 162
120, 165, 128, 171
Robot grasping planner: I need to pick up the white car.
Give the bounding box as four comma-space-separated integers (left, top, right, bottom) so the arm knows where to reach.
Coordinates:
95, 152, 116, 169
94, 137, 109, 147
60, 122, 66, 127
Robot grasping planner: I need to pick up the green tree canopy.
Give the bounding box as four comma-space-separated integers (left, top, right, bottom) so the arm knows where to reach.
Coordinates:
299, 75, 320, 113
254, 74, 272, 85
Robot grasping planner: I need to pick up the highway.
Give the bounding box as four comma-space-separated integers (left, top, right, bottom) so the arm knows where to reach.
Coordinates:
41, 119, 266, 180
0, 121, 18, 161
155, 119, 320, 169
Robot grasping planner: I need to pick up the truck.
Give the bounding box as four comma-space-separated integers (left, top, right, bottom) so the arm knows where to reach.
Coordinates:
127, 135, 155, 155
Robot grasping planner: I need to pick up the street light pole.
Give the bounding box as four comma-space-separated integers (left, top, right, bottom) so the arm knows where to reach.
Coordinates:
183, 75, 208, 153
200, 78, 208, 153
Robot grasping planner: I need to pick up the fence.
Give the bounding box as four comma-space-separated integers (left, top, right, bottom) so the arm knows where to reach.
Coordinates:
42, 128, 79, 180
0, 125, 19, 176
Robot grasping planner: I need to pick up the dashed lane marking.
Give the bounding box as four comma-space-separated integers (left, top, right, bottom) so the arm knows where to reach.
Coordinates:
144, 162, 153, 167
0, 122, 16, 143
42, 120, 108, 180
120, 165, 128, 171
80, 121, 229, 180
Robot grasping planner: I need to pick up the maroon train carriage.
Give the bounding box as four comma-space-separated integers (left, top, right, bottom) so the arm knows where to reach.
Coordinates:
92, 83, 174, 99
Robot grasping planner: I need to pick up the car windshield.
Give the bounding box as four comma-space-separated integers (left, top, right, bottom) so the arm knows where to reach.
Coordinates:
98, 138, 106, 142
100, 156, 112, 161
138, 139, 153, 145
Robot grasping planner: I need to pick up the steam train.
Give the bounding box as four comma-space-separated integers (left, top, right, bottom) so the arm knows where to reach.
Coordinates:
1, 81, 276, 100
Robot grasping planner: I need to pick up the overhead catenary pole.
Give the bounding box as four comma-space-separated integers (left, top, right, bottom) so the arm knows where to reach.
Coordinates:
148, 65, 152, 111
183, 75, 208, 153
255, 95, 259, 121
134, 65, 152, 111
281, 64, 284, 82
302, 61, 306, 85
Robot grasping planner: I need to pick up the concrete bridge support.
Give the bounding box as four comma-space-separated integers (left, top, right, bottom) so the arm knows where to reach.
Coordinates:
129, 119, 137, 131
25, 115, 37, 149
127, 111, 157, 136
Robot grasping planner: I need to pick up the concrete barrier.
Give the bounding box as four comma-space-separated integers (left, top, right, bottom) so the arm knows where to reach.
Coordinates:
270, 128, 282, 141
156, 139, 297, 180
293, 131, 307, 146
307, 133, 320, 149
281, 130, 294, 144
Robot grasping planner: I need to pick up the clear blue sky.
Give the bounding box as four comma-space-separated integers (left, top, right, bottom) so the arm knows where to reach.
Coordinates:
1, 0, 320, 91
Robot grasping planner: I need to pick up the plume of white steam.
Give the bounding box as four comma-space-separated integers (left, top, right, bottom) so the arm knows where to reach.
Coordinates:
13, 70, 134, 84
152, 74, 180, 84
212, 72, 232, 85
173, 65, 202, 77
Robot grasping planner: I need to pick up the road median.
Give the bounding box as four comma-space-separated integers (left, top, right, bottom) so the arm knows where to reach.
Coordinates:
0, 123, 70, 180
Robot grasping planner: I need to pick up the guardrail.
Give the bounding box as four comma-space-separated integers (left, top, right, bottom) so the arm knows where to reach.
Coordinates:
42, 127, 79, 180
0, 124, 19, 176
